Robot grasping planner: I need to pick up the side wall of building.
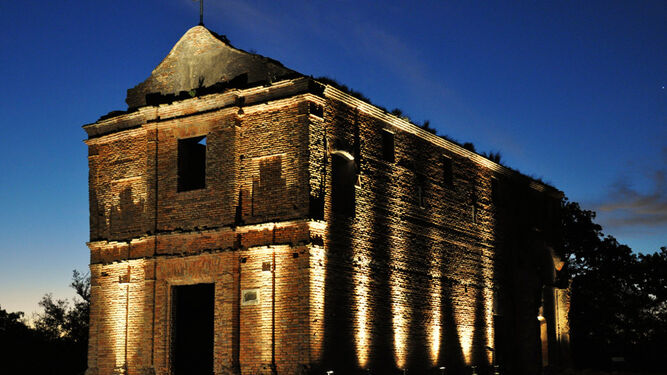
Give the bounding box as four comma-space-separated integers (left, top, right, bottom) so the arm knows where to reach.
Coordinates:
309, 89, 564, 374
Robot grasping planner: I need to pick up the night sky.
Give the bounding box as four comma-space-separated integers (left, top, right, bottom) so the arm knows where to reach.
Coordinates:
0, 0, 664, 316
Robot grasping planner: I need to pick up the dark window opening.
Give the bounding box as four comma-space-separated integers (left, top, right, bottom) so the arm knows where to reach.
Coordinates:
417, 185, 425, 208
442, 156, 453, 187
471, 182, 478, 223
381, 130, 395, 163
177, 136, 206, 192
309, 194, 325, 220
472, 204, 478, 224
332, 153, 356, 217
416, 174, 426, 208
309, 102, 324, 117
491, 178, 499, 203
171, 283, 214, 375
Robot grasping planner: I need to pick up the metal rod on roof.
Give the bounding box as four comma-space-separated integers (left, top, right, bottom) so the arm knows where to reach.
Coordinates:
199, 0, 204, 26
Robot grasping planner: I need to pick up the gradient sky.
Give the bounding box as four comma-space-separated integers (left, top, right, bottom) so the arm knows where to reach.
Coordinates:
0, 0, 665, 316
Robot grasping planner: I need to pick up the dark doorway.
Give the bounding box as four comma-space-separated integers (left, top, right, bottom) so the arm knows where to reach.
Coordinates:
171, 283, 214, 375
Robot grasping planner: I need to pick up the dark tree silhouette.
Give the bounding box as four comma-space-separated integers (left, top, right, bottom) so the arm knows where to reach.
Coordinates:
35, 270, 90, 345
0, 270, 90, 374
562, 198, 667, 372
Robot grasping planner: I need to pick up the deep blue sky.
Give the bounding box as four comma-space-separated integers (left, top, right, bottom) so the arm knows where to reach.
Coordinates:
1, 0, 665, 315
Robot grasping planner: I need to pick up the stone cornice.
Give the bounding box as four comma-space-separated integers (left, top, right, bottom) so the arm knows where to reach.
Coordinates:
322, 84, 563, 198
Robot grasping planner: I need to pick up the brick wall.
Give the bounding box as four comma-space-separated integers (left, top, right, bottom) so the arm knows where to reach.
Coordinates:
85, 77, 566, 375
307, 85, 565, 374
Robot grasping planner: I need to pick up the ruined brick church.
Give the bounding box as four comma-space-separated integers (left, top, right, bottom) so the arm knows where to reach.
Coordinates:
84, 26, 571, 375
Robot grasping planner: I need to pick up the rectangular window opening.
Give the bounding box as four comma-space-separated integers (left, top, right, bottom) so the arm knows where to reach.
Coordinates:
471, 181, 478, 223
416, 174, 426, 208
331, 154, 356, 217
442, 155, 453, 187
381, 130, 395, 163
309, 102, 324, 118
178, 136, 207, 192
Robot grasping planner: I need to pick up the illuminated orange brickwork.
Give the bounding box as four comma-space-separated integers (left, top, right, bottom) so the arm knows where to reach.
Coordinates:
84, 26, 570, 375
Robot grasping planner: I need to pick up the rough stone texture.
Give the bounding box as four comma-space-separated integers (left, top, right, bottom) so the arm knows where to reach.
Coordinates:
85, 26, 570, 375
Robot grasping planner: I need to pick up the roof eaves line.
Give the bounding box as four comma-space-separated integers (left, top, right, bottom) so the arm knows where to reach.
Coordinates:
84, 77, 312, 129
322, 85, 561, 196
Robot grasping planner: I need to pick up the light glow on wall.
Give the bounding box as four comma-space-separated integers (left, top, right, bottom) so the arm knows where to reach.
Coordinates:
458, 325, 474, 365
391, 281, 409, 369
100, 263, 131, 372
454, 284, 475, 366
353, 252, 372, 368
352, 177, 378, 369
309, 244, 326, 362
539, 314, 549, 367
429, 279, 442, 366
389, 194, 408, 369
483, 256, 495, 365
427, 226, 442, 366
260, 247, 275, 364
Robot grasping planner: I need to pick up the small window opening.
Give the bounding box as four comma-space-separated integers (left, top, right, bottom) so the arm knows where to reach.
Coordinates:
442, 156, 453, 187
491, 178, 499, 204
332, 153, 356, 217
309, 102, 324, 118
472, 204, 478, 224
178, 136, 206, 192
381, 130, 395, 163
417, 185, 425, 208
262, 261, 272, 272
416, 174, 426, 208
471, 182, 478, 223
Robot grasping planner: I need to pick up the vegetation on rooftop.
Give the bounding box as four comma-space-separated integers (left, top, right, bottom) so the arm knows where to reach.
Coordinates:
313, 76, 531, 173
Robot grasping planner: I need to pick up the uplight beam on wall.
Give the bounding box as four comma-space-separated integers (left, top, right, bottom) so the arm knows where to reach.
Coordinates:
454, 283, 475, 366
484, 268, 495, 364
389, 193, 408, 369
427, 226, 442, 366
352, 188, 373, 368
309, 243, 326, 362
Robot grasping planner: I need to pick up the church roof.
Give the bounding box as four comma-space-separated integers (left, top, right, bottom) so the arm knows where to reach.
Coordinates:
126, 26, 299, 108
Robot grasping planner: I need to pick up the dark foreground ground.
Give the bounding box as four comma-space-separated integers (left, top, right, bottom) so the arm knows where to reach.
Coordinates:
557, 370, 667, 375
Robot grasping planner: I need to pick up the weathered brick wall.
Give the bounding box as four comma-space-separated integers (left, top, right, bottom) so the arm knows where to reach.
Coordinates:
88, 243, 311, 375
237, 102, 311, 225
85, 77, 565, 375
309, 87, 564, 374
86, 82, 320, 375
87, 80, 314, 241
88, 128, 151, 241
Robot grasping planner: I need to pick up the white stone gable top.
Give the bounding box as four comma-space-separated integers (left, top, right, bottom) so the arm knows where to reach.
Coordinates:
126, 26, 298, 108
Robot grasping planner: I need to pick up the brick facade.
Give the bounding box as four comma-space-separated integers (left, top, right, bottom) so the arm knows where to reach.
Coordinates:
84, 26, 570, 375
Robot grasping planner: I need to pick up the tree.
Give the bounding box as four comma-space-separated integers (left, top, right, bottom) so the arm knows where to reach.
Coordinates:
0, 270, 90, 374
34, 270, 90, 345
562, 198, 667, 371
